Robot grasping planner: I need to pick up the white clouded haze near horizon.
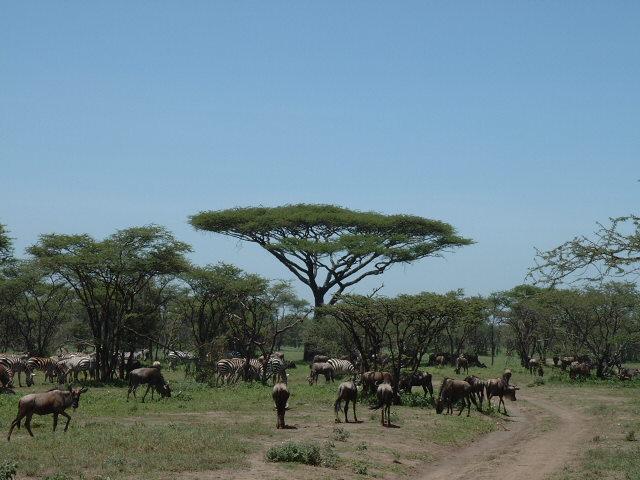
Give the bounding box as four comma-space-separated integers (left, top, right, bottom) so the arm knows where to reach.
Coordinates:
2, 2, 638, 301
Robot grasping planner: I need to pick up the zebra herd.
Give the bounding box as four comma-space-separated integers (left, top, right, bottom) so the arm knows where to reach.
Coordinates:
216, 355, 288, 385
0, 350, 151, 388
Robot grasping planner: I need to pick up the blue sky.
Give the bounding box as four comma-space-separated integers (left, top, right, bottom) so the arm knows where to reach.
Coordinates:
2, 2, 638, 301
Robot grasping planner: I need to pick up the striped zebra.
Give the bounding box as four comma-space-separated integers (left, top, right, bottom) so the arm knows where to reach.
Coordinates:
215, 358, 261, 385
167, 351, 196, 371
27, 357, 65, 383
0, 354, 34, 387
263, 357, 287, 385
58, 354, 96, 383
328, 358, 356, 378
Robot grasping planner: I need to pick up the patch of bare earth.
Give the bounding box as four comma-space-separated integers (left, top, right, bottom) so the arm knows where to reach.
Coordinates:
421, 388, 594, 480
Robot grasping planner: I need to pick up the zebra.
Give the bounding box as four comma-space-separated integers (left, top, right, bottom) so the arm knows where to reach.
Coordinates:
58, 354, 95, 383
215, 358, 261, 385
0, 354, 34, 387
328, 358, 356, 378
263, 357, 288, 385
27, 357, 65, 383
167, 351, 196, 371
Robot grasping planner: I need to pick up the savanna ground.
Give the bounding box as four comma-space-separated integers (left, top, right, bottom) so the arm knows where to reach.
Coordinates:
1, 350, 639, 480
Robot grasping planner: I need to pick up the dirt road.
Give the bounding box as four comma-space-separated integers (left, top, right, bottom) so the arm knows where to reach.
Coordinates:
421, 389, 593, 480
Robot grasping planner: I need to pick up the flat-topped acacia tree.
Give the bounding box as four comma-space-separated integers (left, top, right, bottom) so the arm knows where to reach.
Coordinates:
190, 204, 472, 308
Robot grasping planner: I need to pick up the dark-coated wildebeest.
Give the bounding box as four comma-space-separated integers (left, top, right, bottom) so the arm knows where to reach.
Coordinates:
398, 371, 433, 398
334, 381, 358, 423
485, 378, 519, 415
435, 378, 476, 417
312, 355, 329, 364
528, 358, 544, 376
502, 368, 512, 385
127, 367, 171, 402
454, 356, 469, 375
272, 383, 290, 429
370, 382, 394, 427
308, 362, 334, 385
7, 386, 88, 441
569, 362, 591, 380
464, 375, 485, 411
0, 365, 14, 390
361, 371, 393, 395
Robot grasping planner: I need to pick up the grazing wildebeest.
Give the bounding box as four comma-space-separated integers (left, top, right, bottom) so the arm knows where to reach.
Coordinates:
308, 362, 335, 385
528, 358, 544, 376
485, 378, 519, 415
464, 375, 485, 410
312, 355, 329, 364
361, 371, 393, 395
552, 355, 560, 367
618, 367, 640, 380
454, 356, 469, 375
0, 365, 14, 393
7, 386, 88, 441
436, 355, 446, 367
560, 356, 575, 370
502, 368, 512, 385
272, 383, 290, 429
370, 382, 394, 426
435, 378, 476, 416
398, 371, 433, 398
334, 381, 358, 423
569, 362, 591, 380
127, 367, 171, 402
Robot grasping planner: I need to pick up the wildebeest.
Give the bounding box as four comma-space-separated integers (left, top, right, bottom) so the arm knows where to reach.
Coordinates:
454, 356, 469, 375
569, 362, 591, 380
7, 386, 88, 441
272, 383, 290, 429
618, 367, 640, 380
370, 382, 394, 426
361, 371, 393, 395
308, 362, 334, 385
464, 375, 485, 410
560, 356, 575, 370
398, 371, 433, 398
127, 367, 171, 402
485, 378, 519, 415
0, 365, 14, 391
435, 378, 476, 416
528, 358, 544, 376
334, 381, 358, 423
312, 355, 329, 364
502, 368, 512, 385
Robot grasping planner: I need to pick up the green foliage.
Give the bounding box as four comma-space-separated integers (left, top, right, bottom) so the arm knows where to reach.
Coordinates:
332, 426, 350, 442
0, 461, 17, 480
191, 204, 471, 305
0, 223, 12, 265
42, 475, 71, 480
399, 392, 434, 408
266, 441, 323, 466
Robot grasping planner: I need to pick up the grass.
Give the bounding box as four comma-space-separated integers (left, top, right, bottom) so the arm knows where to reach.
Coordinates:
2, 350, 638, 479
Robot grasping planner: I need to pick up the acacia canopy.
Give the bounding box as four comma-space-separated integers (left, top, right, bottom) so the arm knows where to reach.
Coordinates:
190, 204, 472, 306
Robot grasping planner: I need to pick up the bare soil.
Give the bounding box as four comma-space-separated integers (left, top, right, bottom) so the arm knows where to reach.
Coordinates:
422, 388, 593, 480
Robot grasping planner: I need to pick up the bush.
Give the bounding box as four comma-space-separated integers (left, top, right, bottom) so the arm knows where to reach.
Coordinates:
266, 441, 339, 467
266, 442, 323, 466
43, 475, 71, 480
332, 426, 350, 442
0, 462, 17, 480
399, 392, 433, 408
626, 430, 637, 442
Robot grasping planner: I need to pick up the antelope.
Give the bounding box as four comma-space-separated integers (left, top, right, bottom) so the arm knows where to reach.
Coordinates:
435, 378, 476, 416
485, 378, 519, 415
273, 383, 290, 429
370, 383, 394, 427
308, 362, 334, 385
7, 386, 88, 441
127, 367, 171, 402
334, 381, 358, 423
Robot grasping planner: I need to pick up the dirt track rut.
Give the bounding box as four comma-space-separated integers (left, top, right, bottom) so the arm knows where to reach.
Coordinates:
420, 389, 592, 480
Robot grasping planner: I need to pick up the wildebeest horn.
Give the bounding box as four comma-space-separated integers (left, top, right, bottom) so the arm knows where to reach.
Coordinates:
80, 387, 88, 393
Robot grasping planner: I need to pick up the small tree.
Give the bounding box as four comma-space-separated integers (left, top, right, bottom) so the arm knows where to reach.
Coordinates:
29, 226, 191, 380
530, 215, 640, 285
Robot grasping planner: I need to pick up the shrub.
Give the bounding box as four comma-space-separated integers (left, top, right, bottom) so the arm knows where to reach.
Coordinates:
332, 426, 350, 442
399, 392, 433, 408
626, 430, 636, 442
353, 460, 368, 475
43, 475, 71, 480
266, 442, 323, 466
0, 462, 17, 480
